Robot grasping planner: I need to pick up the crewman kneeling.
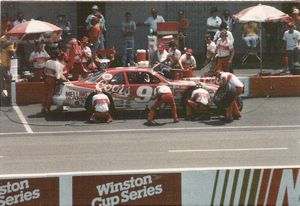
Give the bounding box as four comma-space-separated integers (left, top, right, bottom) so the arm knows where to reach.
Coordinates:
89, 86, 113, 123
216, 71, 244, 122
147, 83, 179, 125
185, 84, 210, 121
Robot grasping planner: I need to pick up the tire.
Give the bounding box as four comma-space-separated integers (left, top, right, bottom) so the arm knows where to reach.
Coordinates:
213, 83, 237, 109
84, 91, 96, 115
182, 86, 196, 108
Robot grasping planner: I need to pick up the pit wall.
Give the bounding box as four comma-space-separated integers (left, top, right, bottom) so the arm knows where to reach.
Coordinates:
1, 168, 300, 206
15, 75, 300, 105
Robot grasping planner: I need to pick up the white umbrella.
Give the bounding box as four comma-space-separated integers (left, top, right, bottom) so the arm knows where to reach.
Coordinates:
233, 4, 289, 73
7, 19, 62, 40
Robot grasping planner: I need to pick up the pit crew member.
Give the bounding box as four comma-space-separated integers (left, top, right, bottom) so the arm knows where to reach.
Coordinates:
216, 71, 244, 121
185, 84, 210, 120
42, 50, 68, 114
147, 83, 179, 125
178, 49, 196, 78
89, 86, 113, 123
215, 30, 234, 72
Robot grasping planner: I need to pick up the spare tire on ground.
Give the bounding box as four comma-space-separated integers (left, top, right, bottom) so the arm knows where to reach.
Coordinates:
213, 83, 237, 109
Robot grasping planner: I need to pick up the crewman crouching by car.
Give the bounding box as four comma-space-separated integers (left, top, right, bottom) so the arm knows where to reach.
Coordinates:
185, 83, 210, 121
216, 71, 244, 122
42, 50, 68, 114
147, 83, 179, 125
89, 86, 113, 123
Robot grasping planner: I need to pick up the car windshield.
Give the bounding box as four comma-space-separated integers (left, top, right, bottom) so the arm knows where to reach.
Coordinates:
84, 70, 106, 83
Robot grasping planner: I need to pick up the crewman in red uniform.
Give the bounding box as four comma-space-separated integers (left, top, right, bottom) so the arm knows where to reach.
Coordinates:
89, 85, 113, 123
185, 84, 210, 120
216, 71, 244, 121
42, 50, 68, 114
147, 83, 179, 125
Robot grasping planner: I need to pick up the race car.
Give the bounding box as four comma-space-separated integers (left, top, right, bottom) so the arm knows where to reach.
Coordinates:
53, 67, 242, 114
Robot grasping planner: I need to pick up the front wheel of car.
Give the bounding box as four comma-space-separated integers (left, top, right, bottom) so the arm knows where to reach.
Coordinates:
213, 83, 237, 110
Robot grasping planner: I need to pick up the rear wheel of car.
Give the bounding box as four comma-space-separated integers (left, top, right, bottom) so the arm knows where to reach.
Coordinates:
213, 83, 237, 109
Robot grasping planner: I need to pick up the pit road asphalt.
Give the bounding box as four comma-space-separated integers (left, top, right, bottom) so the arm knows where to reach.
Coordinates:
0, 96, 299, 175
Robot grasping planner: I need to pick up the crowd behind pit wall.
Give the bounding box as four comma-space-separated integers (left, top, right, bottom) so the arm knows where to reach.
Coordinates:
1, 5, 300, 99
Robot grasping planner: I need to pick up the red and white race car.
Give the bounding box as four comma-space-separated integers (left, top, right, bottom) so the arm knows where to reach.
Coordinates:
53, 67, 241, 113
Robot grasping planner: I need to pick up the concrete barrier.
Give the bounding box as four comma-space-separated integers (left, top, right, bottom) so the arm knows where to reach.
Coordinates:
1, 167, 300, 206
249, 75, 300, 97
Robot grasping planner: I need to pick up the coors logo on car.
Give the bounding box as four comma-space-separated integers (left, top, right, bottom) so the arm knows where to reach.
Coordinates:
0, 177, 59, 206
73, 173, 181, 206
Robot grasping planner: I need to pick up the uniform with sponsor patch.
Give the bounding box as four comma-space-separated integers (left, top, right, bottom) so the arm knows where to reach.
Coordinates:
90, 92, 112, 123
186, 87, 210, 119
219, 72, 244, 121
215, 37, 234, 72
147, 84, 179, 124
29, 49, 50, 81
179, 53, 196, 78
42, 58, 67, 113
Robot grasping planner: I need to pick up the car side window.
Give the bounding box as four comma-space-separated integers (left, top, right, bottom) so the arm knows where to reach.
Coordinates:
127, 72, 160, 84
110, 72, 125, 84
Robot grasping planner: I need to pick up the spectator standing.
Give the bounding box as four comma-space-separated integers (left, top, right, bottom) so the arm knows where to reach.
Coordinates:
178, 10, 190, 50
206, 7, 222, 38
215, 30, 234, 72
147, 83, 179, 125
56, 14, 72, 44
86, 5, 106, 49
42, 50, 68, 114
29, 42, 50, 81
282, 22, 300, 74
121, 12, 136, 66
80, 36, 94, 72
214, 22, 234, 44
143, 8, 165, 35
205, 34, 216, 65
88, 16, 101, 58
13, 12, 26, 27
221, 10, 234, 32
89, 86, 113, 123
242, 21, 259, 49
291, 7, 300, 31
178, 49, 197, 78
0, 34, 15, 98
1, 13, 13, 36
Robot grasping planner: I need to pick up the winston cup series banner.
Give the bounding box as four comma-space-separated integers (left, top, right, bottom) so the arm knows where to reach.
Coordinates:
0, 168, 300, 206
73, 173, 181, 206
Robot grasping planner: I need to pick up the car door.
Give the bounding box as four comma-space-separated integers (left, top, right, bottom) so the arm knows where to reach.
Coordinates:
126, 71, 161, 109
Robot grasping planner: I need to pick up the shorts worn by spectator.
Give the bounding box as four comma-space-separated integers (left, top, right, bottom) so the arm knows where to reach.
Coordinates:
282, 22, 300, 74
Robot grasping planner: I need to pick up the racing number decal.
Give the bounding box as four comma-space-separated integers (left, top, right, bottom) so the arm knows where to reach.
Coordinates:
134, 86, 154, 102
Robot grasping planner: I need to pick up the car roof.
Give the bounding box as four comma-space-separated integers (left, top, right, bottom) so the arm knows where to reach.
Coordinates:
105, 67, 153, 73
